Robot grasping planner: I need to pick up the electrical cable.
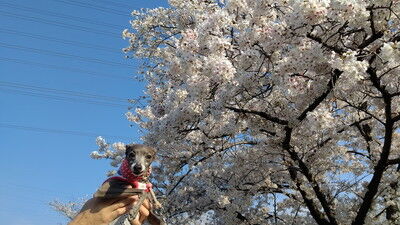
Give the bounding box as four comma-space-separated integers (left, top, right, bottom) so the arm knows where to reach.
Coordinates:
0, 42, 131, 67
0, 81, 129, 103
54, 0, 129, 16
0, 2, 122, 29
88, 0, 134, 10
0, 10, 116, 37
0, 87, 130, 108
0, 57, 132, 80
0, 27, 118, 53
0, 183, 76, 198
0, 123, 132, 139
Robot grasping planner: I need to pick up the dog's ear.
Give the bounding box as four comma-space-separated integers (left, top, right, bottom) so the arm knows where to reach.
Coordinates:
125, 144, 133, 157
146, 146, 157, 159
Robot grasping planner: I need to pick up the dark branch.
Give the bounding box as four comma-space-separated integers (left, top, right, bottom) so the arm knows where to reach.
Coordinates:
283, 127, 338, 225
393, 114, 400, 122
306, 33, 345, 54
225, 106, 288, 125
288, 161, 331, 225
298, 69, 342, 121
287, 149, 339, 225
314, 117, 372, 150
358, 31, 384, 49
387, 158, 400, 166
352, 64, 395, 225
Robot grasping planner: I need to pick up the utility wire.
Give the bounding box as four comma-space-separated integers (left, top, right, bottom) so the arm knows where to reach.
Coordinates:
0, 42, 131, 67
0, 81, 129, 103
0, 191, 55, 206
0, 10, 116, 37
0, 28, 118, 53
0, 183, 76, 198
88, 0, 134, 10
0, 123, 131, 139
0, 2, 122, 29
54, 0, 129, 16
0, 57, 132, 80
0, 87, 130, 108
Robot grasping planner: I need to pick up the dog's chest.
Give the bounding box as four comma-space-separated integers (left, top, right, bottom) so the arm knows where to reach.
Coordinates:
132, 180, 152, 192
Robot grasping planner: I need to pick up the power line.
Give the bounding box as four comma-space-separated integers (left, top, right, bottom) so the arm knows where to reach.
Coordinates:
0, 88, 128, 108
0, 81, 129, 103
0, 123, 132, 139
0, 10, 117, 37
0, 57, 132, 80
0, 27, 118, 53
54, 0, 129, 16
0, 42, 131, 67
88, 0, 134, 10
0, 203, 63, 222
0, 2, 122, 29
0, 191, 55, 206
0, 87, 130, 108
0, 183, 76, 198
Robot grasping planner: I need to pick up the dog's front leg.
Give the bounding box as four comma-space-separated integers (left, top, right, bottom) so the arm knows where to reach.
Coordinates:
149, 188, 162, 209
127, 192, 148, 224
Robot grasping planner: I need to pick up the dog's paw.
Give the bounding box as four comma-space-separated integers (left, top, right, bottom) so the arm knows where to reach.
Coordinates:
154, 202, 162, 209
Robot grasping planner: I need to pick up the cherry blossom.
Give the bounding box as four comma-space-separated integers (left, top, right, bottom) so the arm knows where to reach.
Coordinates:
55, 0, 400, 224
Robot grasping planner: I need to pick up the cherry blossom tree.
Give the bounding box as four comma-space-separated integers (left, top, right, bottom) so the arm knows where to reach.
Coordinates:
57, 0, 400, 224
120, 0, 400, 224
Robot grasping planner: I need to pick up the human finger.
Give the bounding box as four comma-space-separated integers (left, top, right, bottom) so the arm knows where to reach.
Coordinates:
108, 195, 138, 211
107, 185, 134, 204
142, 199, 152, 210
138, 204, 151, 223
109, 204, 134, 221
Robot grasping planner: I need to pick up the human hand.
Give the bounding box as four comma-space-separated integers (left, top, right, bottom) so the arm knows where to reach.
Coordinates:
68, 195, 138, 225
130, 199, 151, 225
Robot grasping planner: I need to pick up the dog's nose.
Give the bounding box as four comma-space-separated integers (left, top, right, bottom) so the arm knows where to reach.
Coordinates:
133, 164, 143, 171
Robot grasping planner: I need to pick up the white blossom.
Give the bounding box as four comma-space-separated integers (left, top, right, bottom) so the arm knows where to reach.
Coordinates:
55, 0, 400, 224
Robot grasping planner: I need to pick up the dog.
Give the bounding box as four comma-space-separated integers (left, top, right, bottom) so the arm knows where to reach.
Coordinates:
124, 144, 163, 208
95, 144, 165, 225
125, 144, 155, 179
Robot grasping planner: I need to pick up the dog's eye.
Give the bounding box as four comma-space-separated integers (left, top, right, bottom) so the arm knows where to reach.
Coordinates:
146, 155, 152, 159
128, 152, 135, 158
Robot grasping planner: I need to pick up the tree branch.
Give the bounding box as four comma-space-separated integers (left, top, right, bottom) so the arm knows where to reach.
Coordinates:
286, 149, 339, 225
298, 69, 342, 121
225, 106, 288, 125
283, 127, 338, 225
393, 114, 400, 122
306, 33, 345, 54
352, 65, 395, 225
288, 162, 331, 225
387, 158, 400, 166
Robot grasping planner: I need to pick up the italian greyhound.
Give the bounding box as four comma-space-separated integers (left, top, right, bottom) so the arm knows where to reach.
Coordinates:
95, 144, 165, 225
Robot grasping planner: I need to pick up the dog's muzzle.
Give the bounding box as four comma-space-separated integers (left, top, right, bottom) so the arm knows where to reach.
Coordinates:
132, 164, 145, 175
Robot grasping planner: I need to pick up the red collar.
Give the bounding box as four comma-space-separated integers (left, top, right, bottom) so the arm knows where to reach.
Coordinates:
104, 159, 152, 192
105, 176, 152, 192
119, 159, 147, 181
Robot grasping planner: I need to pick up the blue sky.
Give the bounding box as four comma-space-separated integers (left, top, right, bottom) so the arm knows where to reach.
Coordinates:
0, 0, 168, 224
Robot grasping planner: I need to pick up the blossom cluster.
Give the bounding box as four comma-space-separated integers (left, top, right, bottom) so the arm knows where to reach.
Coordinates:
119, 0, 400, 223
38, 1, 399, 224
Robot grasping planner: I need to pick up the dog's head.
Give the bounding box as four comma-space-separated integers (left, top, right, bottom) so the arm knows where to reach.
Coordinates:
125, 144, 156, 176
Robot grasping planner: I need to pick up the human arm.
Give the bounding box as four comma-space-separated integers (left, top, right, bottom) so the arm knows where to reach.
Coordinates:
68, 196, 151, 225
